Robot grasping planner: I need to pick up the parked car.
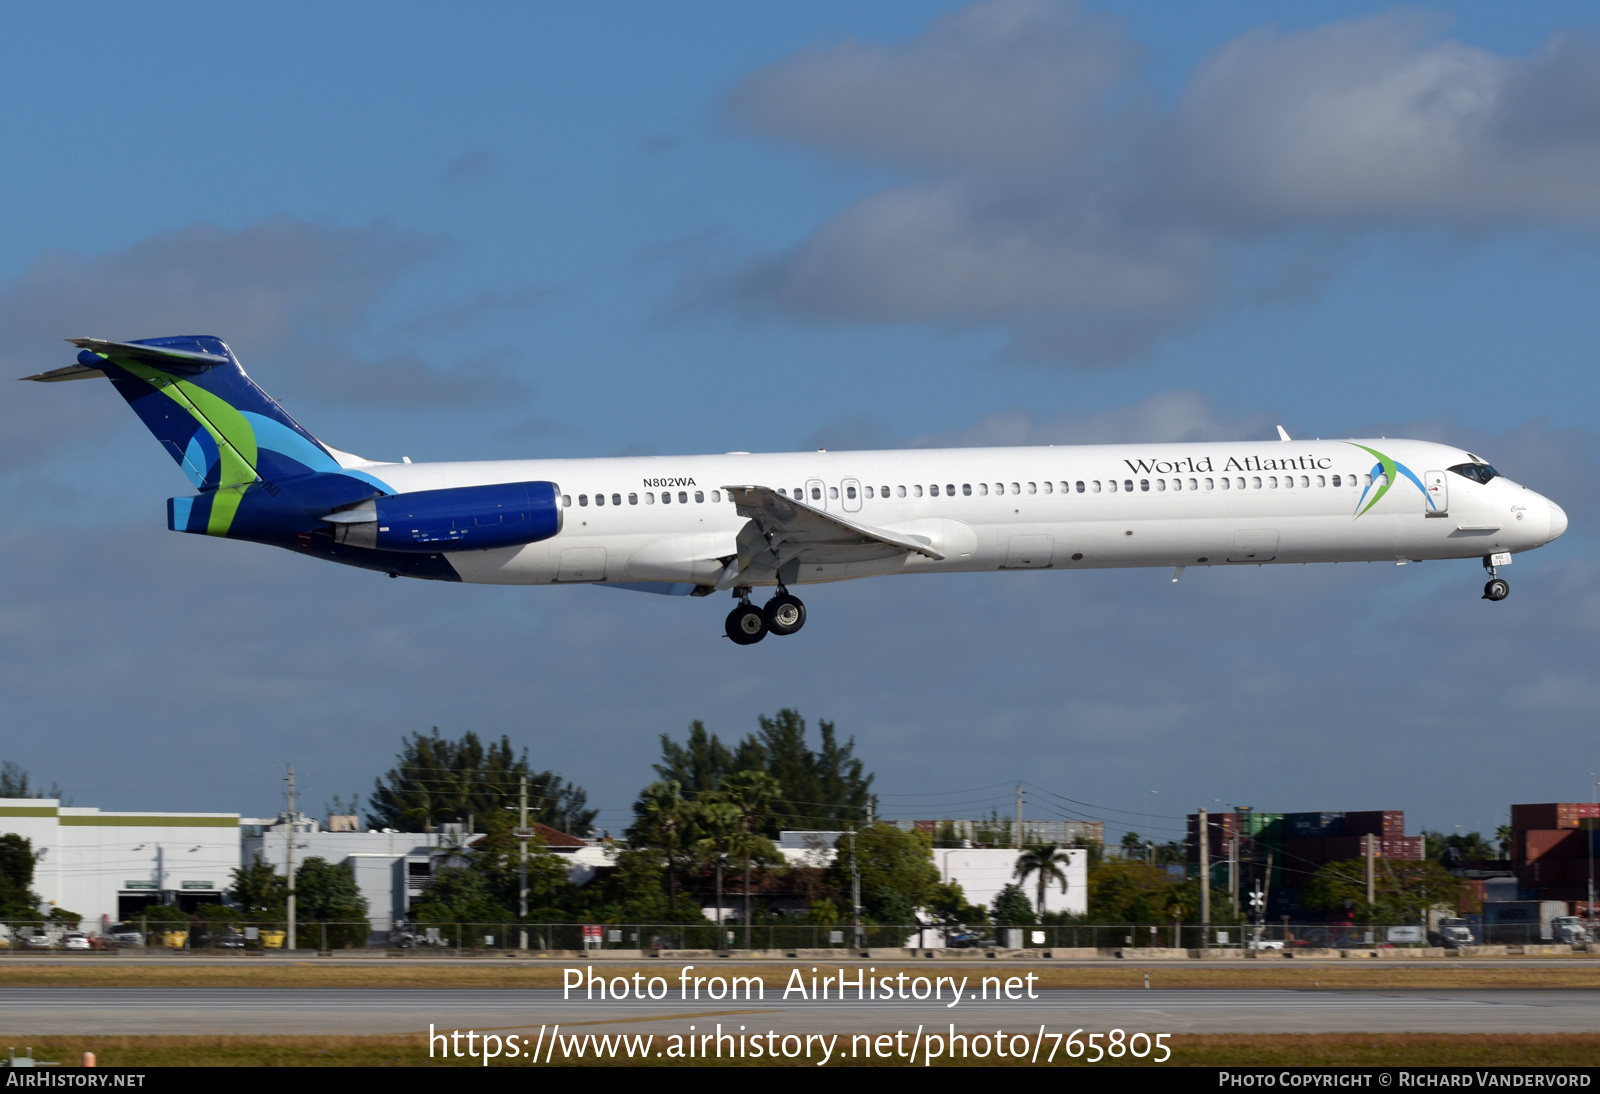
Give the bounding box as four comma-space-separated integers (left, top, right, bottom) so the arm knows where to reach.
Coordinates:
108, 925, 145, 948
61, 932, 91, 951
23, 930, 53, 949
1432, 919, 1476, 948
946, 932, 996, 949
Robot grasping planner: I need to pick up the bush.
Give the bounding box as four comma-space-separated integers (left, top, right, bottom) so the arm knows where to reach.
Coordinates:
992, 883, 1035, 926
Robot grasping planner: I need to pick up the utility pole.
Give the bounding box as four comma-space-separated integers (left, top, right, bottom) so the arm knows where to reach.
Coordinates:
1365, 833, 1376, 907
1588, 775, 1596, 926
518, 775, 529, 951
1229, 830, 1239, 917
849, 826, 861, 950
1015, 783, 1023, 849
1198, 807, 1210, 950
286, 764, 296, 953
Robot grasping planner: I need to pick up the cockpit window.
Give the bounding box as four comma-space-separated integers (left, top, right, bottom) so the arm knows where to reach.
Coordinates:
1448, 463, 1499, 484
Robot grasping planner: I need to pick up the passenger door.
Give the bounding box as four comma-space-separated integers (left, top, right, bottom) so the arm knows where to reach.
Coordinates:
1424, 470, 1448, 516
840, 478, 862, 513
805, 478, 827, 510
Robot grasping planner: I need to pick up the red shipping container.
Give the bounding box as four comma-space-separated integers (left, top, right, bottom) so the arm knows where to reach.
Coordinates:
1522, 829, 1586, 863
1380, 836, 1423, 860
1344, 810, 1404, 838
1286, 838, 1326, 868
1564, 859, 1599, 887
1512, 803, 1582, 831
1579, 804, 1600, 818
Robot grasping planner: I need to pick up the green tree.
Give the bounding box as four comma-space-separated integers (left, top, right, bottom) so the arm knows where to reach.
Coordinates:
0, 761, 63, 801
717, 770, 784, 932
828, 823, 940, 916
1301, 857, 1474, 923
0, 833, 40, 917
692, 800, 743, 930
871, 885, 918, 925
627, 780, 695, 906
1014, 844, 1072, 915
653, 711, 875, 833
367, 728, 594, 835
992, 883, 1034, 926
1088, 861, 1185, 923
228, 859, 287, 917
294, 857, 371, 948
927, 881, 988, 927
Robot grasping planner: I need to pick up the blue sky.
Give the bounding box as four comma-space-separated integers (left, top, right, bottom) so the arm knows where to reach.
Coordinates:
3, 2, 1599, 846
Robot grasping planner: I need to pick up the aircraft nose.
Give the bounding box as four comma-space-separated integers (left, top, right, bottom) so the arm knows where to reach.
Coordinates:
1549, 500, 1569, 542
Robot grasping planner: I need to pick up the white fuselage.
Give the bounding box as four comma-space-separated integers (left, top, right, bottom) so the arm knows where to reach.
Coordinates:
347, 437, 1566, 588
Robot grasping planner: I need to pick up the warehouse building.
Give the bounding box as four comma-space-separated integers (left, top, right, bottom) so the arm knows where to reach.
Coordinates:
0, 797, 240, 926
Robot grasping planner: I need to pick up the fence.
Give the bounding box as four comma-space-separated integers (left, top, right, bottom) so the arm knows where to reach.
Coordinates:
2, 918, 1577, 952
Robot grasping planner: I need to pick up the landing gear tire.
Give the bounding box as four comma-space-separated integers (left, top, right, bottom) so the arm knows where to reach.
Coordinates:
764, 593, 806, 637
1483, 578, 1510, 602
725, 603, 768, 644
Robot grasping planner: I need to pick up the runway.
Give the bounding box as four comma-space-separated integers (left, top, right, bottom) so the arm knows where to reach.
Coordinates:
3, 987, 1598, 1036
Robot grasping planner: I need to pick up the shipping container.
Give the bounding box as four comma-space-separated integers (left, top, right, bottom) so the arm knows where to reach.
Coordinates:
1185, 813, 1239, 864
1239, 812, 1285, 839
1579, 804, 1600, 819
1380, 836, 1424, 860
1511, 803, 1583, 831
1285, 837, 1326, 870
1286, 811, 1346, 838
1520, 829, 1587, 863
1320, 836, 1364, 862
1482, 900, 1569, 941
1344, 810, 1405, 838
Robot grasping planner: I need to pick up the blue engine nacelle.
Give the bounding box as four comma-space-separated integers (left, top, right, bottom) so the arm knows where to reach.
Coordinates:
324, 481, 563, 553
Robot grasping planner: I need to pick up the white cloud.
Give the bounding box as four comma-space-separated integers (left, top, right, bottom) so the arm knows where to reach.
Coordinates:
715, 3, 1600, 362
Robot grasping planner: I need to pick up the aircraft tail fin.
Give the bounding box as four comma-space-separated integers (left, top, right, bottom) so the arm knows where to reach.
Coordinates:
27, 336, 359, 491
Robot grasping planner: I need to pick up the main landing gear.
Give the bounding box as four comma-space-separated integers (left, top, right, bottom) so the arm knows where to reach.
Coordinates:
724, 587, 807, 645
1482, 555, 1510, 602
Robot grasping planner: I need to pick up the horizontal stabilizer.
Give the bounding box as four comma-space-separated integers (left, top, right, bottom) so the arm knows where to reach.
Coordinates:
66, 337, 230, 373
18, 363, 107, 382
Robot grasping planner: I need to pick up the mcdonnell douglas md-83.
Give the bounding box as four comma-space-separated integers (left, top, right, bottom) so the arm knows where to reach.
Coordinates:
25, 336, 1568, 644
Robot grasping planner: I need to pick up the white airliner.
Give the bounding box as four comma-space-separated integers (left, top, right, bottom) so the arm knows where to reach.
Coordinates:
27, 337, 1568, 644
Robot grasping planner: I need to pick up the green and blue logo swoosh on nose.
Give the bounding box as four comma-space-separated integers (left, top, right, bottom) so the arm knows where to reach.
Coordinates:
1348, 442, 1437, 517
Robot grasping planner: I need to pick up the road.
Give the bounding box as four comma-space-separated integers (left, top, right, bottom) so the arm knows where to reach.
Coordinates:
3, 987, 1598, 1036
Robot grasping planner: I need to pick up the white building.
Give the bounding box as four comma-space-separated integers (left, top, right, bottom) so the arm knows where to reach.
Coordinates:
935, 847, 1088, 917
0, 798, 240, 927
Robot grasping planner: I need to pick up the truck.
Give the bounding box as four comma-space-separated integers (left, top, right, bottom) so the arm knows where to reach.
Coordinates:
1432, 918, 1476, 948
1551, 916, 1592, 944
1482, 900, 1571, 943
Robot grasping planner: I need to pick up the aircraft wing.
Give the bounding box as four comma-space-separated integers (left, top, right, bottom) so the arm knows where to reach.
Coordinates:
717, 484, 944, 589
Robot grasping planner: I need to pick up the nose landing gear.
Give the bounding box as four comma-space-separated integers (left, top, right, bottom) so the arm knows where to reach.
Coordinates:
1482, 554, 1510, 601
723, 586, 808, 644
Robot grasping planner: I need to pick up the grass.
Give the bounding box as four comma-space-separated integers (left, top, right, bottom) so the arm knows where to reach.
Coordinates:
7, 1033, 1600, 1067
1, 960, 1598, 990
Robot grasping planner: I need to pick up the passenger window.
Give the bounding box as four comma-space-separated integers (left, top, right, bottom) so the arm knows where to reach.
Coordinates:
1219, 478, 1229, 490
1189, 478, 1198, 491
1026, 482, 1036, 494
595, 493, 605, 506
661, 492, 671, 504
929, 484, 940, 497
947, 484, 956, 496
1155, 479, 1166, 492
962, 483, 972, 496
897, 485, 906, 498
695, 491, 704, 503
711, 490, 721, 503
579, 494, 589, 506
561, 495, 571, 507
1124, 480, 1134, 492
1331, 475, 1340, 487
1107, 480, 1117, 493
1140, 479, 1150, 492
829, 487, 838, 500
1205, 478, 1214, 491
1010, 482, 1020, 495
1316, 476, 1325, 488
678, 491, 688, 503
1076, 481, 1086, 493
810, 487, 821, 501
864, 486, 874, 499
1062, 482, 1071, 494
1252, 477, 1262, 489
881, 485, 890, 497
629, 493, 638, 505
1091, 480, 1101, 493
1282, 476, 1292, 489
644, 492, 654, 504
778, 488, 787, 497
979, 483, 989, 496
1236, 477, 1245, 490
846, 485, 856, 500
913, 485, 923, 497
793, 487, 802, 498
1042, 481, 1051, 494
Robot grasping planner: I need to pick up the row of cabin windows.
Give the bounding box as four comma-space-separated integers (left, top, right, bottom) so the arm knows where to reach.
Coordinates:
561, 473, 1380, 508
562, 489, 726, 507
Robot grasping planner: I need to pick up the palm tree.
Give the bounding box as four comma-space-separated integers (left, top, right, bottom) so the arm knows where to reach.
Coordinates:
692, 800, 742, 944
1014, 844, 1073, 916
719, 771, 782, 949
629, 780, 690, 906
